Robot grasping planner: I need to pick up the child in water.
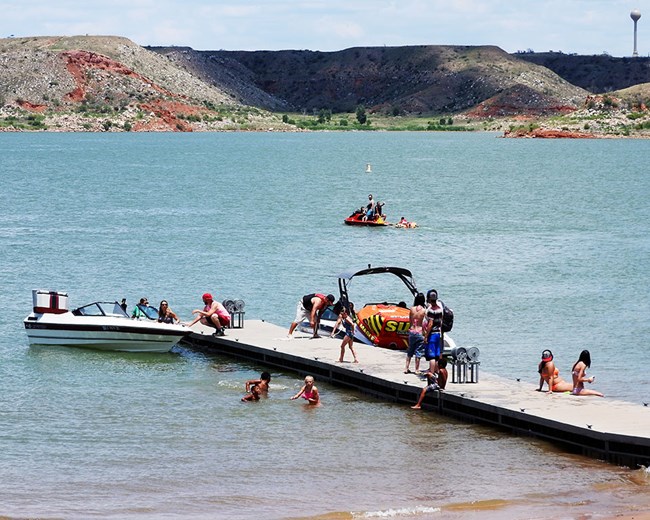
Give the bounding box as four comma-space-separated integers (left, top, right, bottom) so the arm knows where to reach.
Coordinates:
290, 375, 320, 405
241, 372, 271, 402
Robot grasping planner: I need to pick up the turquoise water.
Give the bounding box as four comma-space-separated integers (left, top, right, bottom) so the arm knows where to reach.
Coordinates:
1, 132, 649, 519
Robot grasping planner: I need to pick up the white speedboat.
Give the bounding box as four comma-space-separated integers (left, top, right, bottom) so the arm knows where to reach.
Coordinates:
23, 290, 191, 353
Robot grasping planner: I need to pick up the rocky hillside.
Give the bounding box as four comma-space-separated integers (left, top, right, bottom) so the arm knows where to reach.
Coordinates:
515, 52, 650, 93
151, 44, 588, 117
1, 35, 649, 135
0, 36, 290, 131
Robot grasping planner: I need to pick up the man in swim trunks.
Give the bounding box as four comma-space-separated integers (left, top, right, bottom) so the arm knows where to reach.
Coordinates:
287, 293, 335, 338
405, 292, 426, 374
424, 289, 444, 375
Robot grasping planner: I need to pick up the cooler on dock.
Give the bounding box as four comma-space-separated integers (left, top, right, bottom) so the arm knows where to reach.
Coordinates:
32, 290, 69, 314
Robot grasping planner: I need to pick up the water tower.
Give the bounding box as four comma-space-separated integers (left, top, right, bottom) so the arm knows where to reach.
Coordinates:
631, 9, 641, 57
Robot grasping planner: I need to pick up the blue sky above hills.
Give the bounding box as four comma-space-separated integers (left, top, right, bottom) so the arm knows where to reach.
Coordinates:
1, 0, 646, 57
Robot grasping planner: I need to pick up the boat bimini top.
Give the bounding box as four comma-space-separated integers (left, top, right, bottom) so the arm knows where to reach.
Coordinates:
336, 266, 419, 309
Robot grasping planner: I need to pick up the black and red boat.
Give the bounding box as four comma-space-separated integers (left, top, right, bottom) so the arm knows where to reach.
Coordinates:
344, 209, 389, 226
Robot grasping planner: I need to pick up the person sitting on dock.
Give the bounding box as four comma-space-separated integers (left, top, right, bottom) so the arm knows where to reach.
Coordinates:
411, 358, 448, 410
187, 292, 231, 336
241, 372, 271, 402
536, 349, 572, 393
571, 350, 604, 397
290, 375, 320, 405
287, 293, 335, 338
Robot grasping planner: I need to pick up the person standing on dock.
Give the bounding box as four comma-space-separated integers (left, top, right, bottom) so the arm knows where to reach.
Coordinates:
187, 292, 231, 336
287, 293, 335, 338
423, 289, 444, 375
404, 292, 426, 374
330, 305, 358, 363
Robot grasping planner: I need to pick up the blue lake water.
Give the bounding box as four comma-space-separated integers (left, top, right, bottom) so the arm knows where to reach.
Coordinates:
0, 131, 649, 519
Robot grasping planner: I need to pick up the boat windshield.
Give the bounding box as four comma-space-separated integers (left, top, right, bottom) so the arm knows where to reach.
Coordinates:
135, 304, 160, 320
73, 302, 130, 318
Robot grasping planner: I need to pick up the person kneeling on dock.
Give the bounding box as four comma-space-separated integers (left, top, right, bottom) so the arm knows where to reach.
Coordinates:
411, 358, 448, 410
241, 372, 271, 402
187, 292, 231, 336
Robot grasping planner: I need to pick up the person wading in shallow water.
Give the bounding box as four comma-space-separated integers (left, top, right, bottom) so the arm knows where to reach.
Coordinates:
290, 375, 321, 405
241, 372, 271, 402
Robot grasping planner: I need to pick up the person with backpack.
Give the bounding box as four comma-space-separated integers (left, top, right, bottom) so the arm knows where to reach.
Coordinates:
423, 289, 444, 375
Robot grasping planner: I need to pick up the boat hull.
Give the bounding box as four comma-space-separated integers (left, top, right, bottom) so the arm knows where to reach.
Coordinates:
352, 305, 457, 352
344, 214, 388, 226
24, 315, 190, 353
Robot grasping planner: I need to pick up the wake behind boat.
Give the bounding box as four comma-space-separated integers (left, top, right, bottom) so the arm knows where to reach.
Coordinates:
23, 290, 191, 353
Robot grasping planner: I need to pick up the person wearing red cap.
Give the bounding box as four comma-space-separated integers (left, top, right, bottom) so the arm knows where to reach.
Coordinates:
536, 349, 572, 394
187, 292, 231, 336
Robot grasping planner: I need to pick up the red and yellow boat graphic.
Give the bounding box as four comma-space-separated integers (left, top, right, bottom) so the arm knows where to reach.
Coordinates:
355, 304, 410, 349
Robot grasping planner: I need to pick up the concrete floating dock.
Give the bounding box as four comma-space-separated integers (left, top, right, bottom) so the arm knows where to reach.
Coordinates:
181, 320, 650, 468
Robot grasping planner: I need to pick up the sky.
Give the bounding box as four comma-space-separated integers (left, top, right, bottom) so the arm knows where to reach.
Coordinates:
0, 0, 648, 57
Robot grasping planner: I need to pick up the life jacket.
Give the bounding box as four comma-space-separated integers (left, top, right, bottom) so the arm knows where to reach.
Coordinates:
303, 293, 327, 311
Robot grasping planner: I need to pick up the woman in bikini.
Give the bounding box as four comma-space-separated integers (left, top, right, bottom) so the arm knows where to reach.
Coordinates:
537, 349, 572, 393
571, 350, 604, 397
290, 375, 320, 405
